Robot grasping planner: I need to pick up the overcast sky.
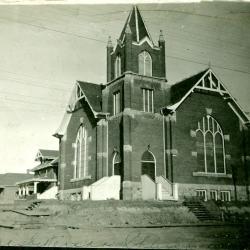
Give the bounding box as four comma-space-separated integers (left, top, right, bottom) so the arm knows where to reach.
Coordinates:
0, 2, 250, 173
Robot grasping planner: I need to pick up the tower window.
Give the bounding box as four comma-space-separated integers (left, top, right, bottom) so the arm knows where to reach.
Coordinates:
195, 115, 226, 174
142, 88, 154, 113
114, 55, 121, 78
74, 125, 88, 179
138, 51, 152, 76
113, 91, 121, 115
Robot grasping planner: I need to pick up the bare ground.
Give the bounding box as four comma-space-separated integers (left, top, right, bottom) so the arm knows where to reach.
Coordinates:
0, 200, 249, 249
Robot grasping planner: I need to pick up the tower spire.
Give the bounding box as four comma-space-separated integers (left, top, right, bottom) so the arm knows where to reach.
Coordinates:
118, 5, 153, 44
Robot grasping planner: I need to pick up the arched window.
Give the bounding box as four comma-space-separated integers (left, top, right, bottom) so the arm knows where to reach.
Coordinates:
195, 115, 226, 174
141, 150, 156, 180
114, 55, 121, 78
138, 51, 152, 76
196, 131, 204, 172
74, 125, 88, 179
112, 152, 121, 176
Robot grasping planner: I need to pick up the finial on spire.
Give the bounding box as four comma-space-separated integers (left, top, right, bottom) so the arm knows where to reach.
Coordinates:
159, 30, 165, 42
208, 61, 211, 68
107, 36, 113, 48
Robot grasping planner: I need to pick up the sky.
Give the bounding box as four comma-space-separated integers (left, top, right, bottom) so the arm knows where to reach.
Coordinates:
0, 1, 250, 174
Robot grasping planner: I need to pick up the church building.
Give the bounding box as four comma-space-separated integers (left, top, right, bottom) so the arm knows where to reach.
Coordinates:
54, 6, 250, 201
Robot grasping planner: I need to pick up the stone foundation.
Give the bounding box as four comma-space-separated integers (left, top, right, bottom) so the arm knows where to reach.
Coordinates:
58, 187, 85, 201
122, 181, 142, 200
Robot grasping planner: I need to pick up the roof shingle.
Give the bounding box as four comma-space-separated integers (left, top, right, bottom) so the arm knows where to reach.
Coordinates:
77, 81, 103, 112
0, 173, 33, 187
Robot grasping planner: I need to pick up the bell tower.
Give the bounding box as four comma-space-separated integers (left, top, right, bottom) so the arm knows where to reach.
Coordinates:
106, 5, 166, 82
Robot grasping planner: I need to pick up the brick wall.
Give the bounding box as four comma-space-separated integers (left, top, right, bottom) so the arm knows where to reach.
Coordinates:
110, 39, 165, 80
60, 100, 97, 191
171, 91, 247, 187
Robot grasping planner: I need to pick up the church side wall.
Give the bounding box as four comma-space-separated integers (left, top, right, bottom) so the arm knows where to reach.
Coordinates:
171, 91, 248, 200
59, 101, 97, 199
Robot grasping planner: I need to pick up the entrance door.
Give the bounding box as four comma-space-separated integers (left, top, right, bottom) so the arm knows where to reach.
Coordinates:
141, 150, 156, 200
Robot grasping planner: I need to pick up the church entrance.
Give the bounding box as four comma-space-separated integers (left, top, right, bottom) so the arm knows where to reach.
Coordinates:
141, 149, 156, 200
112, 152, 123, 199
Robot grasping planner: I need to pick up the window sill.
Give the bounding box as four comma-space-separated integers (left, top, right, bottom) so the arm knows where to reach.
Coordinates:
193, 172, 232, 178
70, 176, 92, 182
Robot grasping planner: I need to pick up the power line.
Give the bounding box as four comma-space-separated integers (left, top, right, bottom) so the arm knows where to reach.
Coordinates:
0, 91, 66, 104
167, 54, 250, 75
0, 76, 70, 92
0, 16, 106, 44
0, 8, 249, 79
2, 97, 65, 108
0, 67, 72, 86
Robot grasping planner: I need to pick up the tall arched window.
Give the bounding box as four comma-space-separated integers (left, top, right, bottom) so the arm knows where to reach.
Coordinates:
138, 51, 152, 76
74, 125, 88, 179
195, 115, 226, 174
196, 131, 204, 172
114, 55, 121, 78
141, 150, 156, 180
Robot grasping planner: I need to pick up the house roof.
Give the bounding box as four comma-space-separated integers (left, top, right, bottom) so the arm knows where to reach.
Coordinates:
170, 68, 209, 105
77, 81, 103, 113
39, 149, 59, 159
0, 173, 33, 187
31, 157, 58, 172
119, 5, 153, 44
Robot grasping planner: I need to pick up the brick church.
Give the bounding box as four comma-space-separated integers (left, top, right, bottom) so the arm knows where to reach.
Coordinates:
54, 6, 250, 201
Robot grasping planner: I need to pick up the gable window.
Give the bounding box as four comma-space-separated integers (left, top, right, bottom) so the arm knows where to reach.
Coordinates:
113, 91, 121, 115
195, 115, 226, 174
138, 51, 152, 76
142, 88, 154, 112
114, 55, 121, 78
74, 125, 88, 179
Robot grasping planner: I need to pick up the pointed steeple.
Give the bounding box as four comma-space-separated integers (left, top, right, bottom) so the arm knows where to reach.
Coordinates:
119, 5, 153, 44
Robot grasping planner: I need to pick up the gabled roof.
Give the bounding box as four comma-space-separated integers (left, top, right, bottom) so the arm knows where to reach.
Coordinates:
0, 173, 33, 187
54, 81, 108, 138
77, 81, 103, 113
35, 149, 58, 161
31, 157, 58, 172
164, 68, 250, 124
119, 5, 153, 44
170, 69, 209, 105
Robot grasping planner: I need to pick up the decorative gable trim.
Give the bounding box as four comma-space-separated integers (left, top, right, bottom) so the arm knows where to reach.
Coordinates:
132, 37, 160, 50
164, 68, 250, 125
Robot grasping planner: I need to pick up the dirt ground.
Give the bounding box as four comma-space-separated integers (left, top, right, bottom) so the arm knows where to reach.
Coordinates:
0, 200, 249, 249
0, 225, 249, 249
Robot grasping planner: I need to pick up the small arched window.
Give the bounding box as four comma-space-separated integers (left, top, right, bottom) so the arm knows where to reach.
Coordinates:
74, 125, 88, 179
114, 55, 121, 78
141, 150, 156, 180
112, 152, 121, 176
138, 51, 152, 76
195, 115, 226, 174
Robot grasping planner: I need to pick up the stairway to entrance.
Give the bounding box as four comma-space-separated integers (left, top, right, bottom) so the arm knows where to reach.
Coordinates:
183, 198, 221, 221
